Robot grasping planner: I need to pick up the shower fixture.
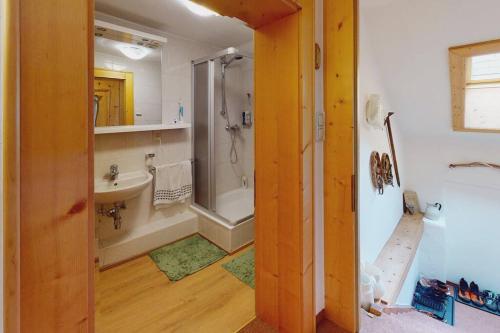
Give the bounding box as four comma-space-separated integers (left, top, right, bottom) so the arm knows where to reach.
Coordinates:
192, 47, 254, 223
219, 52, 243, 164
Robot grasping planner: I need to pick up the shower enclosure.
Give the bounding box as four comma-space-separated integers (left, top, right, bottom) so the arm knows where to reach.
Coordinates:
192, 48, 254, 226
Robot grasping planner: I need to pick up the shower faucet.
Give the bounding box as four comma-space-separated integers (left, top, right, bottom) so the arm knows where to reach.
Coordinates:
225, 124, 240, 132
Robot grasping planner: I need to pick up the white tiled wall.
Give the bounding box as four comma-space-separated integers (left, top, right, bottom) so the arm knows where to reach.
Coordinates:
213, 57, 254, 195
95, 130, 192, 240
95, 29, 219, 242
94, 14, 255, 249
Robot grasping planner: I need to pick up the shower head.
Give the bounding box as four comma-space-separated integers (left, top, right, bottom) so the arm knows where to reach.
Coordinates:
221, 54, 243, 67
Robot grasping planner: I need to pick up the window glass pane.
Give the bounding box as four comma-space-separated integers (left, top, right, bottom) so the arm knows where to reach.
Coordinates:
465, 82, 500, 129
470, 53, 500, 81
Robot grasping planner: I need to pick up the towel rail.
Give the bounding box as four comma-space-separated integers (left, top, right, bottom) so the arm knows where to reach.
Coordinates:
147, 159, 194, 195
146, 153, 194, 175
449, 162, 500, 170
148, 159, 194, 205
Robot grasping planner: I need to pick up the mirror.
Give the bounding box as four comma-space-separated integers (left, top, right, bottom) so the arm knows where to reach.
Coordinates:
94, 20, 166, 127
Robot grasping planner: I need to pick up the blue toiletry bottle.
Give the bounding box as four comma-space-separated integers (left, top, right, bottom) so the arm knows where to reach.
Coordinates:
178, 101, 184, 123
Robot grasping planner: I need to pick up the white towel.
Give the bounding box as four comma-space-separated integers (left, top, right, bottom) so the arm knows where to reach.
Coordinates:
153, 160, 192, 207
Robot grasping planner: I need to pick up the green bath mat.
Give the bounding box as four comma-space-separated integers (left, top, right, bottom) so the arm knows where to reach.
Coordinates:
223, 248, 255, 289
149, 234, 227, 281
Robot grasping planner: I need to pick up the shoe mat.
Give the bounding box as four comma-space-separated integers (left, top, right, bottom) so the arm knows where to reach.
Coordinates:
454, 286, 500, 317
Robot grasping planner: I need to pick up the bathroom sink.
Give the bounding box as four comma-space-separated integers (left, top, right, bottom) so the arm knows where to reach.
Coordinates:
95, 170, 153, 204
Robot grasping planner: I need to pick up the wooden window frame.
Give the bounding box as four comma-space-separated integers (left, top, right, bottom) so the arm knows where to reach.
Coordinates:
449, 39, 500, 133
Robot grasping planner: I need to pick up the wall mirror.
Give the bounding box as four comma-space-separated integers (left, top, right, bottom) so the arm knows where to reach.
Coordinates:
94, 20, 166, 128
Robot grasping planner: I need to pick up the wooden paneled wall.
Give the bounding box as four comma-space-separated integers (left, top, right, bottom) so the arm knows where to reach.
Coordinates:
2, 0, 20, 332
195, 0, 300, 29
299, 0, 316, 331
19, 0, 94, 331
323, 0, 358, 332
254, 3, 315, 332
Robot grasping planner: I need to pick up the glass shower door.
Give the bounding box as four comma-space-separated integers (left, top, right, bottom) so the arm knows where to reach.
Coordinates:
192, 60, 215, 212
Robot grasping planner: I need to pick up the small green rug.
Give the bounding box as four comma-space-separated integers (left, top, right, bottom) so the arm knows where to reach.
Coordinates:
149, 234, 227, 281
223, 248, 255, 289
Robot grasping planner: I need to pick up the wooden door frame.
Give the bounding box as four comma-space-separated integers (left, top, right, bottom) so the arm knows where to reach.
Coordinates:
2, 0, 21, 331
94, 68, 135, 126
323, 0, 359, 332
3, 0, 316, 332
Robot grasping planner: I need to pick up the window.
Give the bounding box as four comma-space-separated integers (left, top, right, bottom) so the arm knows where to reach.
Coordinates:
449, 39, 500, 132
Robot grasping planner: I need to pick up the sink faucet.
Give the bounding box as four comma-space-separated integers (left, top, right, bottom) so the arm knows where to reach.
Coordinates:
109, 164, 119, 181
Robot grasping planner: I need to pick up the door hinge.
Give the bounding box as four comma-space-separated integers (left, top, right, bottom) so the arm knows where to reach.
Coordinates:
315, 43, 321, 70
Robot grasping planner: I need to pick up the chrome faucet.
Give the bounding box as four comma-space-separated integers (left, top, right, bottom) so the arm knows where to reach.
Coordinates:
109, 164, 119, 181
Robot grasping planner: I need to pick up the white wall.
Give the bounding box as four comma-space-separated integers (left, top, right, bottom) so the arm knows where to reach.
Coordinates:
95, 130, 193, 240
358, 6, 405, 265
362, 0, 500, 291
213, 57, 254, 195
94, 16, 221, 241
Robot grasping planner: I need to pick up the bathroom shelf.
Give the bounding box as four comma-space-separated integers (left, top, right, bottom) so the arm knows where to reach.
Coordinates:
95, 123, 191, 135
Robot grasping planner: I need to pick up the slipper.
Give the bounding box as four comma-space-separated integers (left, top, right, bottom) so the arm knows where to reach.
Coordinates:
458, 278, 471, 303
470, 281, 485, 307
483, 290, 498, 312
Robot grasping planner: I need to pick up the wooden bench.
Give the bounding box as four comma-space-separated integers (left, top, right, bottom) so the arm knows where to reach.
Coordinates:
374, 214, 424, 304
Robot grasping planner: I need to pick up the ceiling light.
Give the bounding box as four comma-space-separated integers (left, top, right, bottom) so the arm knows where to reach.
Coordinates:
116, 43, 151, 60
179, 0, 220, 17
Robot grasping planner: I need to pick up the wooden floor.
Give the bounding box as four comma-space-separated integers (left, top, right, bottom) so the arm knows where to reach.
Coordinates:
95, 246, 255, 333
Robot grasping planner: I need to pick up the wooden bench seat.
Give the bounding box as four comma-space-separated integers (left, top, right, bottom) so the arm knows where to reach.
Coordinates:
374, 214, 424, 304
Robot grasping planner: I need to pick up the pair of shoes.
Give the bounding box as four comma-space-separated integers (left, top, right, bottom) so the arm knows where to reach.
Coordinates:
420, 277, 449, 294
414, 282, 447, 312
483, 290, 498, 312
459, 278, 485, 307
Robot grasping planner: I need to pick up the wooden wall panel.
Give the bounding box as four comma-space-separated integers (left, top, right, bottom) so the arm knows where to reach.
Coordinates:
323, 0, 358, 332
87, 0, 96, 329
2, 0, 21, 332
299, 0, 316, 331
254, 18, 280, 326
19, 0, 93, 331
254, 4, 315, 331
195, 0, 300, 29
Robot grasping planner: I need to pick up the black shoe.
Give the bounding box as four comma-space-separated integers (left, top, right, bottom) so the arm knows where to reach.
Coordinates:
459, 278, 471, 303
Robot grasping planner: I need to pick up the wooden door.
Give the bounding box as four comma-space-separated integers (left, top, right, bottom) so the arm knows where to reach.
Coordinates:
94, 77, 124, 126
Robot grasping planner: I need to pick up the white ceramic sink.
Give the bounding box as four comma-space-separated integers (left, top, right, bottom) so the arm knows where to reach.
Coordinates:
95, 170, 153, 204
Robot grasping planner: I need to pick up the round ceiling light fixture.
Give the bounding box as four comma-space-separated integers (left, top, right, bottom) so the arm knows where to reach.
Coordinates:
116, 43, 151, 60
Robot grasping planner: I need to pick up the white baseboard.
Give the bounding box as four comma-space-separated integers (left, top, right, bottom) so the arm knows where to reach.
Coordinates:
99, 211, 198, 268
